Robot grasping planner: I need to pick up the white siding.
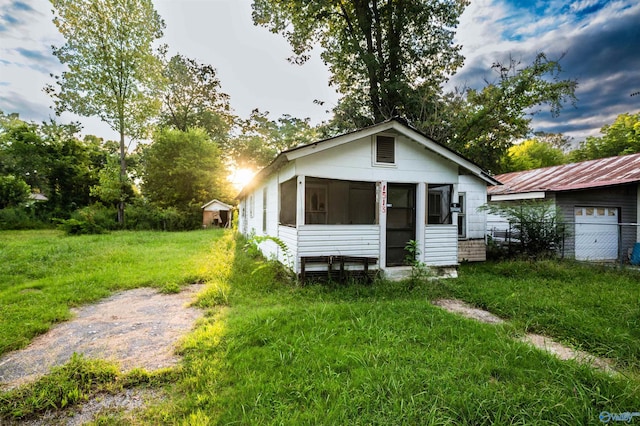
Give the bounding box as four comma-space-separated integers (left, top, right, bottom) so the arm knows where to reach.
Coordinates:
295, 135, 458, 184
458, 175, 488, 239
278, 225, 298, 270
424, 226, 458, 266
298, 225, 380, 258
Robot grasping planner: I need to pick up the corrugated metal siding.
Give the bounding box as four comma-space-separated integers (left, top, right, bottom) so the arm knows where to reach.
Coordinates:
556, 184, 638, 259
298, 225, 380, 258
425, 226, 458, 266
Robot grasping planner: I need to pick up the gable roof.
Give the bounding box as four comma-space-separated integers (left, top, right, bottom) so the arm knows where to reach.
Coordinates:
489, 152, 640, 199
201, 199, 233, 210
238, 118, 500, 198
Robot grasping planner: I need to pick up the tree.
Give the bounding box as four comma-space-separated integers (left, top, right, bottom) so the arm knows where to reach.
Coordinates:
141, 128, 234, 209
0, 113, 109, 217
252, 0, 468, 126
0, 175, 30, 209
503, 138, 567, 172
570, 112, 640, 161
422, 53, 577, 173
230, 110, 319, 169
48, 0, 165, 224
160, 54, 234, 148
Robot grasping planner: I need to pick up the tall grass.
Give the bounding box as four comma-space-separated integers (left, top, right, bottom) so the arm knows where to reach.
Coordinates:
446, 260, 640, 369
0, 229, 224, 354
144, 234, 640, 425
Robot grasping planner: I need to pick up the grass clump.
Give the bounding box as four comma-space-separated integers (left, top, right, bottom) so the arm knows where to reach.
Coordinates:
0, 353, 117, 420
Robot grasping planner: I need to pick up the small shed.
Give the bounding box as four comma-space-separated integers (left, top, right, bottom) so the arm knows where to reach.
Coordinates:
201, 199, 233, 228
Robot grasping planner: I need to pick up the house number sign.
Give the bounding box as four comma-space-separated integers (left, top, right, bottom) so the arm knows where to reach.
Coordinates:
381, 183, 387, 214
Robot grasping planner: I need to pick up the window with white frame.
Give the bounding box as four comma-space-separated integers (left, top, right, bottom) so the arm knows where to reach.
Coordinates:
427, 184, 452, 225
374, 135, 395, 165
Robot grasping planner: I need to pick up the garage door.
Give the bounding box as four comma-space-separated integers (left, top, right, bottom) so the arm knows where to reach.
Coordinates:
574, 207, 619, 261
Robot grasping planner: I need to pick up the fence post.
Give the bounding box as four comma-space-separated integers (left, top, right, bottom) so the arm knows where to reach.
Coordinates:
619, 224, 624, 268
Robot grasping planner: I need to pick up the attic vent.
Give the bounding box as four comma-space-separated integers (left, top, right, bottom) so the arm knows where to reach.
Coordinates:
375, 135, 395, 164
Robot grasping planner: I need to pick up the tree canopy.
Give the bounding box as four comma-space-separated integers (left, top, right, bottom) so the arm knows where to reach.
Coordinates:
160, 54, 234, 147
570, 112, 640, 161
141, 128, 234, 209
252, 0, 468, 126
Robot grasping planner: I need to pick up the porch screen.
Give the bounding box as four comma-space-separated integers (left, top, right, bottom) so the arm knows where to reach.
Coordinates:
279, 178, 297, 226
427, 184, 452, 224
305, 178, 376, 225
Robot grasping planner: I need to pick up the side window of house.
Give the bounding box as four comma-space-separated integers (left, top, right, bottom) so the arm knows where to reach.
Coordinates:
249, 195, 254, 219
262, 187, 267, 233
375, 135, 395, 165
427, 184, 452, 225
457, 193, 466, 238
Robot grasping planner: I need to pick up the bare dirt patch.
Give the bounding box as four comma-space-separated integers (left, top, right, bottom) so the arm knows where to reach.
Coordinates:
0, 284, 205, 390
432, 298, 616, 373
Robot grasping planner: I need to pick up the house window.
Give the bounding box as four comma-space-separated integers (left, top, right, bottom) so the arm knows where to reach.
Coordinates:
458, 193, 466, 238
249, 195, 255, 218
375, 135, 395, 165
279, 178, 297, 227
262, 187, 267, 233
427, 184, 452, 225
305, 177, 376, 225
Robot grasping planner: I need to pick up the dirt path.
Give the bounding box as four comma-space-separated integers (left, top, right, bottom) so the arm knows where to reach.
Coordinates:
0, 284, 205, 390
432, 299, 616, 373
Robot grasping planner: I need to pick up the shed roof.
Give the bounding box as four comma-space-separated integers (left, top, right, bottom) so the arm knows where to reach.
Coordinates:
201, 199, 233, 210
489, 152, 640, 198
238, 117, 500, 198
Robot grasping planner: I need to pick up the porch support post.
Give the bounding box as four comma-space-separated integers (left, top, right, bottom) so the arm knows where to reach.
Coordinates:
378, 181, 387, 269
416, 182, 426, 264
296, 175, 305, 228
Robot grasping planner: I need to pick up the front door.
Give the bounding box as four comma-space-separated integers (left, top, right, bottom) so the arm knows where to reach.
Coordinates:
386, 184, 416, 266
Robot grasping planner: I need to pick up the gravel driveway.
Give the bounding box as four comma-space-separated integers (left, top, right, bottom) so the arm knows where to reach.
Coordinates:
0, 284, 205, 390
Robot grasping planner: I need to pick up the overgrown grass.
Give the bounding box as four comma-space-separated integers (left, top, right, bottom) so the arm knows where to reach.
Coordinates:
0, 229, 224, 355
2, 231, 639, 424
445, 260, 640, 369
143, 234, 639, 424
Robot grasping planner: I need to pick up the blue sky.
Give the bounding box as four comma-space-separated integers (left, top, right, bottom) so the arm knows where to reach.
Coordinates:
0, 0, 638, 145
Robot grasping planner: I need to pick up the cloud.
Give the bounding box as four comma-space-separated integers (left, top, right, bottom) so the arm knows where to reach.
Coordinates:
451, 0, 640, 141
0, 0, 38, 32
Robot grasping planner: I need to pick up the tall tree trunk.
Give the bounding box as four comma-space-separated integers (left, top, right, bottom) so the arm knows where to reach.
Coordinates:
118, 127, 126, 225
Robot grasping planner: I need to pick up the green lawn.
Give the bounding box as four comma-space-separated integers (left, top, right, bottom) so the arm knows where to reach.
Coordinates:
0, 229, 224, 354
445, 260, 640, 370
1, 230, 639, 424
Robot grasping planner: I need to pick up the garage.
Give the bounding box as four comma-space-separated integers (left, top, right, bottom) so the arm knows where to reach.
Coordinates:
574, 207, 619, 261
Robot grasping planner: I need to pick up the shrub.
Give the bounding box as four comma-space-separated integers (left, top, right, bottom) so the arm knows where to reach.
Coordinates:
481, 200, 566, 259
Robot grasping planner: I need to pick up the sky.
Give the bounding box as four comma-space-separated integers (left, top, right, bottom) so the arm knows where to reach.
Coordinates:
0, 0, 639, 146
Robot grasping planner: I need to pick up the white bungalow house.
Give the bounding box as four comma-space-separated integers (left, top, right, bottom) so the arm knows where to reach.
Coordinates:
237, 118, 500, 280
